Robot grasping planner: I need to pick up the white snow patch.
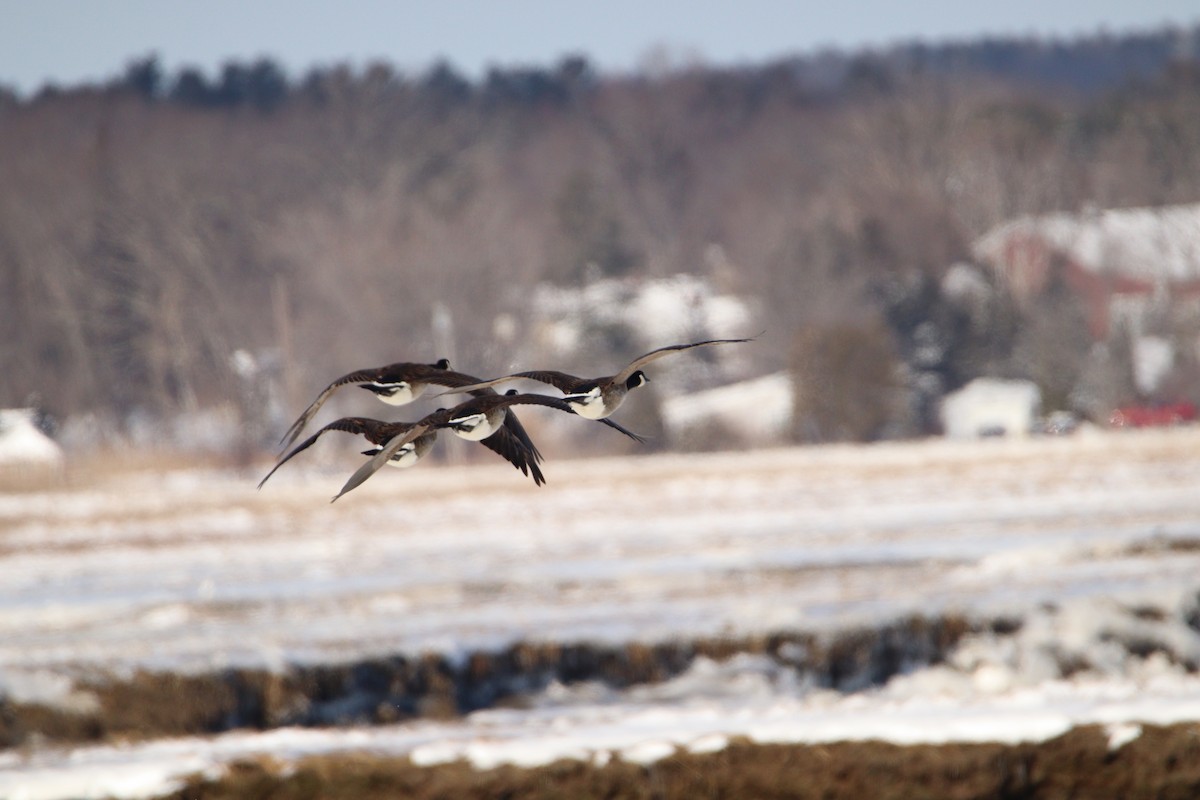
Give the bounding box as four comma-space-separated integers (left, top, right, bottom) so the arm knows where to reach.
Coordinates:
0, 670, 100, 714
3, 429, 1200, 797
0, 409, 62, 466
7, 661, 1200, 798
1105, 722, 1143, 751
1132, 335, 1174, 395
661, 372, 793, 444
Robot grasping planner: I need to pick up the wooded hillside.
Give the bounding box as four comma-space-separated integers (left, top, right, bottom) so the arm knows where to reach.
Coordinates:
4, 27, 1200, 445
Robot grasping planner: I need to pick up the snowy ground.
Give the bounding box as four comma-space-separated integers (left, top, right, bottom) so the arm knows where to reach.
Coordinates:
3, 426, 1200, 798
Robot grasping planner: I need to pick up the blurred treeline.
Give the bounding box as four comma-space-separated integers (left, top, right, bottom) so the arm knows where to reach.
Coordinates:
3, 27, 1200, 441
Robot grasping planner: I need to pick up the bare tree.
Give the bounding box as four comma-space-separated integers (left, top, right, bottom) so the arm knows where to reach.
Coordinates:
791, 319, 901, 442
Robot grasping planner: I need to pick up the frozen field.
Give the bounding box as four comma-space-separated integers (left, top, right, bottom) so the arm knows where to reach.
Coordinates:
2, 426, 1200, 798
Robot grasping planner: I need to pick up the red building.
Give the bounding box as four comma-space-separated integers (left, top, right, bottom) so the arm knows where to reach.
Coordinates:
972, 204, 1200, 339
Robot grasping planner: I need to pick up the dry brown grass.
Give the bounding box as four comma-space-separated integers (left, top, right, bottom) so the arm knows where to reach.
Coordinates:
0, 446, 242, 495
0, 463, 67, 493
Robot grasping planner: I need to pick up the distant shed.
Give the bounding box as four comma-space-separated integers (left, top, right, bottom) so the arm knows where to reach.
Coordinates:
0, 408, 64, 475
940, 379, 1041, 439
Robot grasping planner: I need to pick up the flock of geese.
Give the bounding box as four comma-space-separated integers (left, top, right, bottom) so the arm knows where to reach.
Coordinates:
258, 337, 753, 501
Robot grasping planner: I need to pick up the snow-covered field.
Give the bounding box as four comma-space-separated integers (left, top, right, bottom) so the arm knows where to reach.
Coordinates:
3, 426, 1200, 799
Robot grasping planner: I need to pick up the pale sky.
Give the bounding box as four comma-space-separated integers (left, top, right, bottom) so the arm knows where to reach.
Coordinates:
3, 0, 1199, 95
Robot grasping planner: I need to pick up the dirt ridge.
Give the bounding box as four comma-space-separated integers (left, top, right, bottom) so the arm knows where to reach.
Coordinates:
1, 613, 980, 749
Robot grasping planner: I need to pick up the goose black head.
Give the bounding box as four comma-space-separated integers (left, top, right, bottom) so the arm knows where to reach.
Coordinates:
434, 358, 451, 370
626, 370, 649, 390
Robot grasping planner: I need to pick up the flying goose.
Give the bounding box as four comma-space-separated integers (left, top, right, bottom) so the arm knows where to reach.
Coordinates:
434, 337, 755, 420
276, 358, 547, 471
331, 391, 647, 501
257, 414, 545, 489
279, 359, 457, 450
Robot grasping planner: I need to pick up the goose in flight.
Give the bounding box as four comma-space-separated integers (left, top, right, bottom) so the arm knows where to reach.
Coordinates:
257, 414, 544, 489
331, 391, 646, 501
434, 337, 755, 420
279, 359, 460, 450
276, 358, 548, 471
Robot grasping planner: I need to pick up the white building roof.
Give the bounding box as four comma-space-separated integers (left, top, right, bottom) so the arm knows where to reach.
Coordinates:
973, 203, 1200, 283
940, 378, 1041, 440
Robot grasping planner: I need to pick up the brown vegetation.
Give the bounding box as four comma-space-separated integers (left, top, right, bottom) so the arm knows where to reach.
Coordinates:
164, 723, 1200, 800
791, 320, 900, 441
0, 615, 975, 749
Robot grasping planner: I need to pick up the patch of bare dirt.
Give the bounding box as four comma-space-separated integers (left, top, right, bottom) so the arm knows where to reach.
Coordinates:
0, 615, 977, 749
162, 724, 1200, 800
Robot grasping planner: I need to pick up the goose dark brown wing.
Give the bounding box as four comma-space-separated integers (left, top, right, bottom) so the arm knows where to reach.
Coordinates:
373, 361, 455, 384
498, 411, 543, 466
279, 360, 451, 451
595, 415, 649, 444
613, 337, 757, 383
433, 370, 589, 398
492, 393, 649, 443
332, 423, 433, 502
433, 372, 547, 464
260, 417, 413, 489
427, 369, 495, 390
477, 426, 545, 485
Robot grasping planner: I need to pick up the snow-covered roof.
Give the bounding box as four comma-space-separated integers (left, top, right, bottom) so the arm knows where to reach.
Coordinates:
973, 203, 1200, 283
940, 378, 1041, 439
0, 408, 63, 466
506, 273, 758, 405
528, 273, 756, 359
